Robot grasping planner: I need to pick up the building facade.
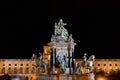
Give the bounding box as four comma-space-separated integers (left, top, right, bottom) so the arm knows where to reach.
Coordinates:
0, 59, 36, 80
0, 59, 120, 80
75, 59, 120, 74
0, 20, 119, 80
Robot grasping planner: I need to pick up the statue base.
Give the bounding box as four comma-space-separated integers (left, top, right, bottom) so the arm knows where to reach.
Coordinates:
50, 74, 59, 80
39, 74, 50, 80
59, 74, 67, 80
88, 73, 95, 80
66, 68, 73, 74
74, 73, 95, 80
37, 73, 95, 80
59, 74, 72, 80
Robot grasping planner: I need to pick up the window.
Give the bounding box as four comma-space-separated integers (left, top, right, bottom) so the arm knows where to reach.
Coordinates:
2, 68, 5, 73
32, 64, 34, 66
9, 64, 11, 66
98, 64, 100, 66
19, 67, 23, 74
3, 64, 5, 66
15, 64, 17, 66
31, 67, 35, 73
20, 64, 23, 66
8, 67, 11, 73
26, 64, 29, 66
109, 64, 112, 66
115, 64, 118, 66
104, 64, 106, 66
25, 68, 29, 73
14, 68, 17, 74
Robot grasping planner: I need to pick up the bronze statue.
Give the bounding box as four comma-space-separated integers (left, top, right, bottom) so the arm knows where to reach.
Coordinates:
32, 53, 48, 74
54, 19, 69, 37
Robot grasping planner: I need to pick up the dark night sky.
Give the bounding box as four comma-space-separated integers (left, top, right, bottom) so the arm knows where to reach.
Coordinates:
0, 0, 120, 59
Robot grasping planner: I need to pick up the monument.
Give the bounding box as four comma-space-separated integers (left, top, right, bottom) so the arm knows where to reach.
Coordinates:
31, 19, 95, 80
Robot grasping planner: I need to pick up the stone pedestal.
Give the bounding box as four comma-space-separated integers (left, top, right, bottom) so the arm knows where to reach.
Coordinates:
64, 68, 73, 74
65, 68, 69, 74
39, 74, 50, 80
67, 75, 72, 80
59, 74, 67, 80
74, 73, 95, 80
50, 74, 59, 80
75, 74, 88, 80
88, 73, 95, 80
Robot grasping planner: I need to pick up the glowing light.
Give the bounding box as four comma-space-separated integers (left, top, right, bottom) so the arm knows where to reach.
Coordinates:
96, 76, 106, 80
32, 74, 38, 80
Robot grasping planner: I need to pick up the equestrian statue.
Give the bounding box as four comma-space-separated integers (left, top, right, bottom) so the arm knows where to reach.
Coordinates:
31, 53, 48, 74
83, 53, 95, 73
54, 19, 69, 37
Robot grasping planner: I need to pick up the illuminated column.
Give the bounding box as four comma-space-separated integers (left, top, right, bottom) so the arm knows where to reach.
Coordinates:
71, 48, 74, 73
52, 48, 56, 73
68, 46, 71, 75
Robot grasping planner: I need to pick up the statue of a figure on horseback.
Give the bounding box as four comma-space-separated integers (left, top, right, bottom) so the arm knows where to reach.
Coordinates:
74, 53, 95, 74
31, 53, 48, 74
83, 53, 95, 73
54, 19, 69, 37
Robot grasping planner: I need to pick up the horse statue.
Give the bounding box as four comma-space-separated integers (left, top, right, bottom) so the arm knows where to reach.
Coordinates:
83, 54, 95, 73
31, 53, 48, 73
31, 53, 39, 67
54, 19, 69, 37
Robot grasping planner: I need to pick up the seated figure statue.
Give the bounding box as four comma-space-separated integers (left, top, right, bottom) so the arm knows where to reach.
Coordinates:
54, 19, 69, 37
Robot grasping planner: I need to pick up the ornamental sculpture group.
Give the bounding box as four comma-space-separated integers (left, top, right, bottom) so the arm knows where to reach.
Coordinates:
74, 53, 95, 74
51, 19, 74, 42
31, 53, 48, 74
31, 52, 95, 74
31, 19, 95, 80
54, 19, 69, 37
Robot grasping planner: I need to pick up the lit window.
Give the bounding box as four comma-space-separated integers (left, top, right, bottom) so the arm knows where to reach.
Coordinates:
26, 68, 29, 73
8, 67, 11, 73
2, 68, 5, 73
19, 67, 23, 74
14, 68, 17, 74
31, 67, 35, 73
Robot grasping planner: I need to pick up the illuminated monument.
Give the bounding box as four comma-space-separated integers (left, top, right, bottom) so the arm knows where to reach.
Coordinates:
31, 19, 95, 80
48, 19, 76, 75
0, 19, 120, 80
